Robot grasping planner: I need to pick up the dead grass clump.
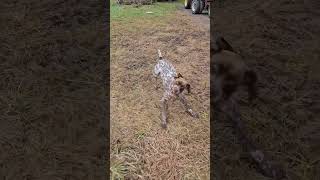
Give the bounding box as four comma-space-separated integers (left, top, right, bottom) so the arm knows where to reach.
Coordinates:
111, 127, 210, 179
140, 136, 201, 179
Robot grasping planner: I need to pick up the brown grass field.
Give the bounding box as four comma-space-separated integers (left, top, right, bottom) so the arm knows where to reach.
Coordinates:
110, 2, 210, 179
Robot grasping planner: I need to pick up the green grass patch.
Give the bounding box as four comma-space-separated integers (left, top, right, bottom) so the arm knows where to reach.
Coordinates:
136, 130, 146, 140
110, 160, 128, 180
111, 0, 182, 21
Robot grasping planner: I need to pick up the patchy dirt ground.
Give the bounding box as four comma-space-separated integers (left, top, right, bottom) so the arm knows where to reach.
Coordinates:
212, 0, 320, 179
180, 7, 210, 30
110, 5, 210, 179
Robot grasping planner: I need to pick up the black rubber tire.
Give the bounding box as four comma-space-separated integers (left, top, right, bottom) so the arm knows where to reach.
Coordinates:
191, 0, 201, 14
200, 0, 205, 13
184, 0, 191, 9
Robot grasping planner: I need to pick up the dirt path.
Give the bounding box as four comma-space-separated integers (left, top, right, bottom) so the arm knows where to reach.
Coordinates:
180, 8, 210, 31
111, 4, 210, 179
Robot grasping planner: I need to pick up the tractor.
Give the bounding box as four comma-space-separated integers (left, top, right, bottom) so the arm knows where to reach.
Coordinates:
184, 0, 212, 15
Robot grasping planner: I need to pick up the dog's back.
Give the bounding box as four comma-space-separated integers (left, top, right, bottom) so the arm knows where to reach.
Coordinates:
213, 50, 247, 81
154, 50, 177, 91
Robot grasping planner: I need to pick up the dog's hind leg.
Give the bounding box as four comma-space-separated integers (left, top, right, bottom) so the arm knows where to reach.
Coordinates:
153, 76, 160, 90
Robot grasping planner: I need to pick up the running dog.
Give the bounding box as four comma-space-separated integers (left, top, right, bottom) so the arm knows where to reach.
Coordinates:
153, 49, 199, 128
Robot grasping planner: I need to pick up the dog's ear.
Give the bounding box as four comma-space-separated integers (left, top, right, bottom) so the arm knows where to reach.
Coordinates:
186, 84, 191, 93
175, 73, 183, 79
212, 36, 235, 54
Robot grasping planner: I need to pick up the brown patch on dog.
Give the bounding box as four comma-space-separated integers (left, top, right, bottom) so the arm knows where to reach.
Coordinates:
174, 77, 191, 95
186, 83, 191, 93
174, 72, 183, 79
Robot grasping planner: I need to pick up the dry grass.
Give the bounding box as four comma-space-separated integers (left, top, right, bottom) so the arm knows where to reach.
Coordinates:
110, 4, 210, 179
116, 0, 155, 5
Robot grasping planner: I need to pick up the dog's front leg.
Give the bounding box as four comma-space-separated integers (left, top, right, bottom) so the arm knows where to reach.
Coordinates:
221, 98, 241, 123
153, 76, 160, 90
160, 97, 168, 128
178, 94, 199, 118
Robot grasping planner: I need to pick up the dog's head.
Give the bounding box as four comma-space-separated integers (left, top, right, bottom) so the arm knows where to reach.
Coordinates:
172, 73, 191, 95
211, 36, 235, 55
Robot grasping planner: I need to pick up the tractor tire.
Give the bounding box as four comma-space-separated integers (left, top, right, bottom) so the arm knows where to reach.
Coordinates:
184, 0, 191, 9
200, 0, 205, 13
191, 0, 201, 14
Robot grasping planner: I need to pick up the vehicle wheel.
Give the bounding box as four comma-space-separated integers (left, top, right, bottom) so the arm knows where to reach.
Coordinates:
184, 0, 191, 9
200, 0, 205, 13
191, 0, 201, 14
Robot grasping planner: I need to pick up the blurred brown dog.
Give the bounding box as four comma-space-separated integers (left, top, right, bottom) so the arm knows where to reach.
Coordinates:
212, 36, 258, 104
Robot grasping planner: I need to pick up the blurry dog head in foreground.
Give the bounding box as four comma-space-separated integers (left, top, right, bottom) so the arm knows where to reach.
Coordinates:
212, 36, 258, 103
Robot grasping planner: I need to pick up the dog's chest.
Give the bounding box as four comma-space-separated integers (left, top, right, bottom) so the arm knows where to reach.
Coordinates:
155, 60, 177, 90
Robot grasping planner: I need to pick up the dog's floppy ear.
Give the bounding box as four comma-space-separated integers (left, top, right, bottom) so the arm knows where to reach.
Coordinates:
186, 84, 191, 93
212, 36, 235, 54
175, 73, 183, 79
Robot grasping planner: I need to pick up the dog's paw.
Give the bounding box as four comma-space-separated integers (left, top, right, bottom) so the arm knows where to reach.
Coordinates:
192, 112, 200, 119
187, 109, 199, 119
194, 113, 200, 119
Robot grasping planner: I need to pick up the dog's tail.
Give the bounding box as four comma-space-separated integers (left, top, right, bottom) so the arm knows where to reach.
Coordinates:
157, 49, 163, 60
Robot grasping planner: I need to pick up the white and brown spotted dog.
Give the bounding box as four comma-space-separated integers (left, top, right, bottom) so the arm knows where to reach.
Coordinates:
153, 49, 199, 128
